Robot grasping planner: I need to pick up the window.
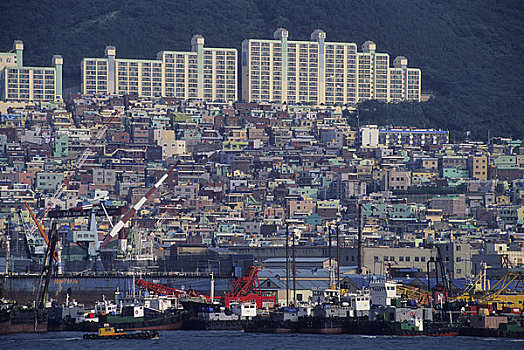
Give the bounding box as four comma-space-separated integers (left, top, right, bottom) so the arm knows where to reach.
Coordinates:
414, 257, 419, 262
456, 245, 461, 251
405, 256, 410, 262
456, 257, 462, 262
421, 257, 426, 262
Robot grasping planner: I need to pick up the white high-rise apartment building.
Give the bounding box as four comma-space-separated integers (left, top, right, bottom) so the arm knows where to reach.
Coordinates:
0, 40, 63, 102
81, 35, 237, 102
242, 29, 421, 105
389, 56, 421, 102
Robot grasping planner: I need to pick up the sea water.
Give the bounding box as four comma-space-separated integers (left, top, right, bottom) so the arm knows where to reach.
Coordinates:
1, 330, 521, 350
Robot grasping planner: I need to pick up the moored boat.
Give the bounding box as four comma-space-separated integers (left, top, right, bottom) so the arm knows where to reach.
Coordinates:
69, 311, 186, 331
0, 301, 47, 334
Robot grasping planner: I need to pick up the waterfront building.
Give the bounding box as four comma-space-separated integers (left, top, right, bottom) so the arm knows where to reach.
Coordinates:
242, 28, 421, 105
81, 35, 237, 102
0, 40, 63, 102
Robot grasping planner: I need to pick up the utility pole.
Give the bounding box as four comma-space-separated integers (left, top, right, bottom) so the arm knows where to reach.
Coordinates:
292, 228, 296, 306
285, 224, 290, 307
328, 225, 332, 285
357, 202, 363, 274
5, 236, 10, 275
336, 224, 340, 290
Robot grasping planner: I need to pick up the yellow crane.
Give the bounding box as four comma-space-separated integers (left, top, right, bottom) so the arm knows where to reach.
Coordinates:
454, 271, 524, 312
397, 284, 432, 306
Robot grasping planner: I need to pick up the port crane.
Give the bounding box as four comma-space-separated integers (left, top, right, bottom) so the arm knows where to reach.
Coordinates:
135, 279, 206, 299
37, 221, 58, 308
48, 204, 124, 268
397, 284, 432, 306
457, 271, 524, 313
27, 111, 121, 236
25, 202, 56, 263
223, 266, 275, 309
135, 266, 276, 309
100, 160, 180, 249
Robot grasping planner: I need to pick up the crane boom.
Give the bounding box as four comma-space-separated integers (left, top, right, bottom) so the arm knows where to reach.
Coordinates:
135, 279, 200, 298
100, 161, 179, 248
29, 111, 120, 235
25, 202, 50, 246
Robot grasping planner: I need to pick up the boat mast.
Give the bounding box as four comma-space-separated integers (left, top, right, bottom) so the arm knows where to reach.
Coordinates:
210, 272, 215, 303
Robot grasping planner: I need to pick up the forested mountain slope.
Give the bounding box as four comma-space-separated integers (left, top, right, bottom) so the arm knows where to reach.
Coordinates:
1, 0, 522, 138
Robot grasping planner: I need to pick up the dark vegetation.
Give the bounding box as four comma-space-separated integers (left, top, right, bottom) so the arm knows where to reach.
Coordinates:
1, 0, 522, 139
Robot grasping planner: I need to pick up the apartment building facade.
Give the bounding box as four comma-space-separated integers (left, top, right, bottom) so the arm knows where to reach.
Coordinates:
81, 35, 237, 102
360, 125, 449, 148
242, 28, 421, 105
0, 40, 63, 102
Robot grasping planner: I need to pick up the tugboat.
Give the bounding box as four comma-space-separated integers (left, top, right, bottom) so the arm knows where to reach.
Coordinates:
83, 325, 159, 339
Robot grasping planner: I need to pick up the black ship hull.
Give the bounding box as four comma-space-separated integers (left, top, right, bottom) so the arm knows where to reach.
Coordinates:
62, 313, 185, 332
243, 316, 298, 333
0, 308, 47, 334
182, 317, 244, 330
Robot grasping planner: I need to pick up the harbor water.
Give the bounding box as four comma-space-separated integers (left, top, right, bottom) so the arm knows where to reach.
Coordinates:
1, 330, 522, 350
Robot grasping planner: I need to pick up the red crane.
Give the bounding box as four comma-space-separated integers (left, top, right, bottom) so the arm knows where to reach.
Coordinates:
135, 266, 276, 309
135, 279, 207, 300
224, 266, 276, 309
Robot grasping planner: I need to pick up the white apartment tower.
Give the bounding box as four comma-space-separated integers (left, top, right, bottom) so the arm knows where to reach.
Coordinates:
242, 29, 421, 105
1, 40, 63, 102
389, 56, 421, 102
82, 35, 237, 102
